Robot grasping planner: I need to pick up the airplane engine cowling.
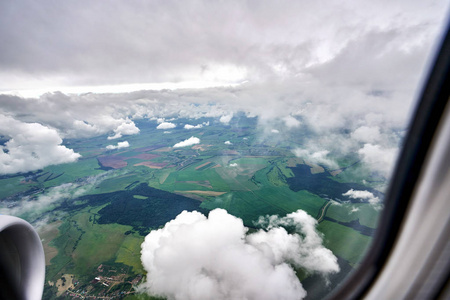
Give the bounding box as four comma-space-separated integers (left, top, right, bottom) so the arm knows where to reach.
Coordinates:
0, 215, 45, 300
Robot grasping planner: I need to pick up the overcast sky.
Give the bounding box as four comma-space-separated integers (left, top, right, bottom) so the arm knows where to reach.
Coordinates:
0, 0, 448, 94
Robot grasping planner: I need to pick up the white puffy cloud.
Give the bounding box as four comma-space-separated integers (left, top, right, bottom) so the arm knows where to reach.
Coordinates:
358, 143, 398, 178
271, 129, 280, 133
184, 124, 200, 129
254, 210, 340, 274
330, 200, 342, 206
108, 120, 139, 139
173, 136, 200, 148
184, 124, 202, 129
351, 126, 381, 144
343, 189, 381, 206
229, 163, 238, 167
0, 93, 149, 140
350, 206, 360, 213
0, 115, 80, 174
343, 189, 375, 200
219, 114, 233, 124
224, 141, 232, 145
371, 199, 382, 207
283, 116, 301, 128
292, 148, 338, 169
106, 141, 130, 150
72, 119, 103, 137
184, 121, 209, 130
107, 133, 122, 140
140, 209, 338, 300
157, 122, 176, 130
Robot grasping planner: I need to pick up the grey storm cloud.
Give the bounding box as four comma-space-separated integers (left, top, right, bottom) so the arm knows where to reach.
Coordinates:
0, 0, 447, 89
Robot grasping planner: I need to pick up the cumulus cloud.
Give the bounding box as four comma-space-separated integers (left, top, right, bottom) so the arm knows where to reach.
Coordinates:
184, 124, 202, 129
351, 126, 381, 144
350, 206, 360, 213
106, 141, 130, 150
185, 121, 209, 130
140, 209, 338, 300
108, 133, 122, 140
283, 116, 301, 128
330, 200, 342, 206
157, 122, 176, 130
0, 115, 80, 174
173, 136, 200, 148
224, 141, 232, 145
292, 148, 338, 169
343, 189, 381, 206
229, 163, 238, 167
254, 210, 339, 274
358, 143, 398, 178
220, 114, 233, 124
0, 93, 148, 140
108, 120, 139, 139
271, 129, 280, 133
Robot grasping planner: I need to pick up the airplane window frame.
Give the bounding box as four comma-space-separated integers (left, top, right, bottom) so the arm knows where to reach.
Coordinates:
328, 21, 450, 300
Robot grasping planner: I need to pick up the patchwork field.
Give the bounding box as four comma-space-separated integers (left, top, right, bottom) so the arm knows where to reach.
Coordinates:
0, 116, 383, 299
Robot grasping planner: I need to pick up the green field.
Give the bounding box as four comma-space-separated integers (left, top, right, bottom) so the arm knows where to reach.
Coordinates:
0, 116, 384, 299
318, 220, 373, 266
46, 205, 142, 280
326, 202, 380, 229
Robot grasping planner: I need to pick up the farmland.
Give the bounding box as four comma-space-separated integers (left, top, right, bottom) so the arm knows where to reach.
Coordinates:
0, 115, 383, 299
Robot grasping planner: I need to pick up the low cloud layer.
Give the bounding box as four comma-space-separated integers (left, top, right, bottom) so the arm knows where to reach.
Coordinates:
0, 1, 446, 177
0, 172, 110, 218
0, 183, 77, 217
106, 141, 130, 150
108, 120, 139, 139
220, 114, 233, 124
185, 121, 209, 130
140, 209, 338, 300
173, 136, 200, 148
0, 115, 80, 174
184, 124, 202, 129
292, 148, 338, 170
358, 144, 398, 178
343, 189, 381, 206
157, 122, 176, 130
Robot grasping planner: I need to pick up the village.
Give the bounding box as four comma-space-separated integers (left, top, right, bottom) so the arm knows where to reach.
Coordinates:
51, 264, 144, 299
